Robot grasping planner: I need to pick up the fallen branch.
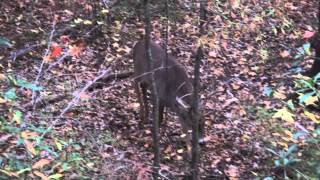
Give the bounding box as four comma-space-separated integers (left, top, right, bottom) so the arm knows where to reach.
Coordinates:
40, 68, 112, 138
23, 94, 68, 110
31, 20, 56, 108
88, 71, 133, 91
59, 68, 110, 117
23, 71, 133, 110
10, 44, 42, 61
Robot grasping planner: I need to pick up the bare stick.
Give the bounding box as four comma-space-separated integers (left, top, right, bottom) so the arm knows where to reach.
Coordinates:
191, 0, 206, 179
40, 68, 111, 138
143, 0, 160, 178
59, 68, 110, 117
31, 20, 56, 107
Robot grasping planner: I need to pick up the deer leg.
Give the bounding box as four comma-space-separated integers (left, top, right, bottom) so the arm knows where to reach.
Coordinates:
180, 122, 192, 143
140, 83, 149, 123
158, 104, 164, 127
134, 82, 146, 123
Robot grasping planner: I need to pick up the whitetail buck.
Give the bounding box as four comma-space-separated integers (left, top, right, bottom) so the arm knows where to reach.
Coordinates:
133, 40, 205, 144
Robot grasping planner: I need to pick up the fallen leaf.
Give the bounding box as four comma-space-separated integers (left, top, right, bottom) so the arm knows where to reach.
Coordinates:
79, 92, 90, 100
304, 110, 320, 123
221, 97, 239, 108
50, 43, 62, 58
208, 51, 217, 57
302, 31, 315, 39
43, 55, 52, 63
25, 139, 37, 155
0, 73, 6, 80
273, 108, 295, 124
225, 165, 239, 179
273, 91, 286, 100
177, 149, 184, 154
33, 171, 49, 180
229, 0, 240, 9
0, 97, 6, 103
21, 131, 39, 139
32, 159, 51, 169
280, 50, 290, 58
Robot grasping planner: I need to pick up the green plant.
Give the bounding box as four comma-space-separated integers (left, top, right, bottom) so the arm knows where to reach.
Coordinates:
294, 73, 320, 108
264, 73, 320, 179
266, 128, 320, 179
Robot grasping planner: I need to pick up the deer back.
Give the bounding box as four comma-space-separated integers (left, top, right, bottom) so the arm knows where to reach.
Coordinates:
133, 40, 193, 108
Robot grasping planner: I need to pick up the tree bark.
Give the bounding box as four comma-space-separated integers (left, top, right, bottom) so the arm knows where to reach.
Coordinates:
191, 0, 206, 179
143, 0, 160, 179
308, 1, 320, 77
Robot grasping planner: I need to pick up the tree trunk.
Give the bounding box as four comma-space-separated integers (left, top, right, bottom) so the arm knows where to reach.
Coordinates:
308, 1, 320, 77
191, 0, 206, 179
143, 0, 160, 179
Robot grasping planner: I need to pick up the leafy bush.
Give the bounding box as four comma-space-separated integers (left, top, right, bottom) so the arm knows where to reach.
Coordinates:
265, 73, 320, 179
0, 76, 87, 179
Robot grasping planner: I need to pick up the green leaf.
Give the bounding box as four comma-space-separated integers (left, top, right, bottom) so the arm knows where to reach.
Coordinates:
303, 43, 311, 55
313, 72, 320, 82
55, 139, 63, 151
4, 88, 17, 100
283, 158, 289, 166
0, 37, 12, 47
17, 138, 24, 145
12, 110, 23, 124
273, 108, 295, 124
16, 167, 31, 175
287, 145, 297, 155
62, 163, 70, 171
48, 173, 64, 179
297, 79, 314, 89
7, 75, 17, 86
28, 126, 47, 133
16, 79, 43, 91
293, 131, 307, 139
69, 153, 83, 162
287, 99, 295, 110
299, 92, 315, 104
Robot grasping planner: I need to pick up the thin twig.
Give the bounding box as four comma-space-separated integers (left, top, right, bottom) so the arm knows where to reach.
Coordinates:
31, 20, 56, 107
39, 68, 111, 138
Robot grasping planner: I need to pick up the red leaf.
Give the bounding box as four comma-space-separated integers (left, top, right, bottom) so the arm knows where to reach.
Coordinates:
302, 31, 315, 39
50, 43, 62, 58
68, 40, 86, 57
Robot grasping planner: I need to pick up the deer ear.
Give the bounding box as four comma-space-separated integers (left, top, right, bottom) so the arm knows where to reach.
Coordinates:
176, 96, 190, 109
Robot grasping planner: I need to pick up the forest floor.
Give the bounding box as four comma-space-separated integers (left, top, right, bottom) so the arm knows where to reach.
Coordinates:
0, 0, 318, 179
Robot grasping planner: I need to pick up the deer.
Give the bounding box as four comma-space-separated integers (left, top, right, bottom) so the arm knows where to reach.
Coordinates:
132, 40, 205, 145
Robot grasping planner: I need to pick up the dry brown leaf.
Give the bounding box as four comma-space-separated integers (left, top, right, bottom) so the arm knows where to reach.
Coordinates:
25, 140, 37, 155
225, 165, 239, 179
280, 50, 290, 58
43, 55, 52, 63
32, 159, 51, 169
0, 97, 6, 104
229, 0, 240, 9
79, 92, 90, 100
214, 124, 227, 129
21, 131, 39, 139
222, 97, 239, 108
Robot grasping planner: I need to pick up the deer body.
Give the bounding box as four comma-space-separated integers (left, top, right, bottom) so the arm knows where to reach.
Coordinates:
133, 40, 204, 143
